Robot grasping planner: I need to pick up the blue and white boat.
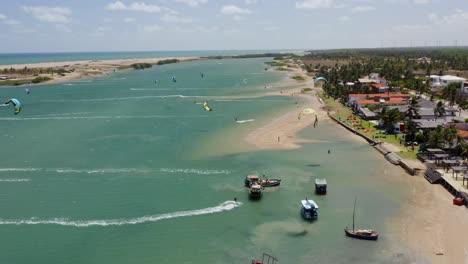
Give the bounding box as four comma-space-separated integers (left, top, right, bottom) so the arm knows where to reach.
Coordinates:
301, 199, 318, 220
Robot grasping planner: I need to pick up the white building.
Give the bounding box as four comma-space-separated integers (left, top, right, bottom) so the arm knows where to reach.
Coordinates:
462, 81, 468, 94
430, 75, 466, 88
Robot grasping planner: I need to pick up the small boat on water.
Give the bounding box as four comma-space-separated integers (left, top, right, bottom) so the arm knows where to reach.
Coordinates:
344, 198, 379, 240
249, 183, 263, 199
245, 175, 260, 187
300, 199, 318, 220
249, 184, 263, 199
260, 178, 281, 187
315, 178, 327, 195
251, 253, 278, 264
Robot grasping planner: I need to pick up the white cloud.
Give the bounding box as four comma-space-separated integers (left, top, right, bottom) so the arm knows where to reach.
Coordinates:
124, 17, 136, 23
245, 0, 258, 4
0, 14, 21, 25
141, 24, 162, 32
351, 6, 375, 12
174, 0, 208, 7
22, 6, 72, 23
221, 5, 251, 15
295, 0, 334, 9
55, 24, 71, 32
233, 15, 245, 21
339, 15, 350, 21
264, 26, 280, 31
392, 24, 431, 32
106, 1, 161, 13
161, 14, 192, 23
97, 26, 112, 32
4, 19, 21, 25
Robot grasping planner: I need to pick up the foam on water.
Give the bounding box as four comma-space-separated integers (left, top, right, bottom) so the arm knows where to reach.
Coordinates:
0, 201, 242, 227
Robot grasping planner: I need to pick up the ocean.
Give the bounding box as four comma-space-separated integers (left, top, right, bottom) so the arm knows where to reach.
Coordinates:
0, 57, 420, 264
0, 50, 301, 65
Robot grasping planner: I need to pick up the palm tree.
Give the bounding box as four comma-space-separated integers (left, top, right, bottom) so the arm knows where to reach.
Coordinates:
441, 125, 458, 148
379, 107, 401, 133
440, 82, 461, 106
434, 101, 446, 120
428, 127, 444, 148
405, 97, 420, 120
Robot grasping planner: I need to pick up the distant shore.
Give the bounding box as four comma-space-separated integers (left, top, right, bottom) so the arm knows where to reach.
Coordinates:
0, 57, 199, 86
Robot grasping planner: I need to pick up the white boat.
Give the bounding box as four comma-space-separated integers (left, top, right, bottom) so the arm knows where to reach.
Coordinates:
301, 199, 318, 220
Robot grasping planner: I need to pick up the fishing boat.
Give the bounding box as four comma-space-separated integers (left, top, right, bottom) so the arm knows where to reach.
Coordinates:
315, 178, 327, 195
300, 199, 318, 220
249, 183, 263, 199
245, 175, 260, 187
203, 102, 212, 112
260, 178, 281, 187
344, 198, 379, 240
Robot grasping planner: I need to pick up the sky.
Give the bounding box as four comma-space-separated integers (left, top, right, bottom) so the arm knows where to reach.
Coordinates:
0, 0, 467, 53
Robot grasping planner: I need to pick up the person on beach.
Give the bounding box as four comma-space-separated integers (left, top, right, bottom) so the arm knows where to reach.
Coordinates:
277, 136, 280, 143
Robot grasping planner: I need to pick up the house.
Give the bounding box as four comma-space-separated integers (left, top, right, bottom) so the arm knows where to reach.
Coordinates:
416, 57, 431, 63
430, 75, 466, 88
462, 81, 468, 94
358, 108, 378, 120
414, 119, 448, 130
371, 83, 388, 93
450, 123, 468, 143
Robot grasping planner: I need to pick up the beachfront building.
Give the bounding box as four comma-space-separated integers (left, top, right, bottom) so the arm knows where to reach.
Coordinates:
429, 75, 467, 88
349, 93, 411, 111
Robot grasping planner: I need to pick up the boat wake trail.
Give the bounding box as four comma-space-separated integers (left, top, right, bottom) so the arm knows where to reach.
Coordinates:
0, 115, 221, 121
236, 119, 255, 124
0, 201, 242, 227
160, 168, 232, 175
0, 167, 232, 175
0, 179, 30, 182
41, 95, 206, 103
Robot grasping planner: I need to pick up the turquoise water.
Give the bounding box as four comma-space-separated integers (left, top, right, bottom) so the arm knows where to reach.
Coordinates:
0, 50, 299, 65
0, 58, 416, 264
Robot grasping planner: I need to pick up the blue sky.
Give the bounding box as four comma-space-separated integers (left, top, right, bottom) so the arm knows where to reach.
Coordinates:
0, 0, 467, 53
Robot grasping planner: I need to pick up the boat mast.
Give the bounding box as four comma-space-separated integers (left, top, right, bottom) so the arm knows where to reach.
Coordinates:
352, 197, 356, 231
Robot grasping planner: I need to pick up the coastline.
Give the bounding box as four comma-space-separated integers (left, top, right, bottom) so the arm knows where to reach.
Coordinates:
0, 57, 199, 86
244, 63, 468, 263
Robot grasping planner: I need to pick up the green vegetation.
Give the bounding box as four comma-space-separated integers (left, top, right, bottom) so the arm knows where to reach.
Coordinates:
274, 67, 292, 71
291, 75, 306, 81
0, 67, 72, 75
157, 59, 179, 65
301, 88, 313, 93
31, 76, 52, 83
0, 79, 33, 86
265, 61, 286, 67
131, 63, 152, 70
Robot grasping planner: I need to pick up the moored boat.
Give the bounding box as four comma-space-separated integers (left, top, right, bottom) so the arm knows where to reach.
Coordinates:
315, 178, 327, 195
345, 197, 379, 240
344, 228, 379, 240
260, 178, 281, 187
300, 199, 318, 220
245, 175, 260, 187
249, 183, 263, 199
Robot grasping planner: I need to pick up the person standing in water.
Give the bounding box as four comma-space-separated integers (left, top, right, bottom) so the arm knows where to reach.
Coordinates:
328, 150, 331, 154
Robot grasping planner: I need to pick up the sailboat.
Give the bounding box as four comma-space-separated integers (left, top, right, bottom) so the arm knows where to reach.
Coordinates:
344, 198, 379, 240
